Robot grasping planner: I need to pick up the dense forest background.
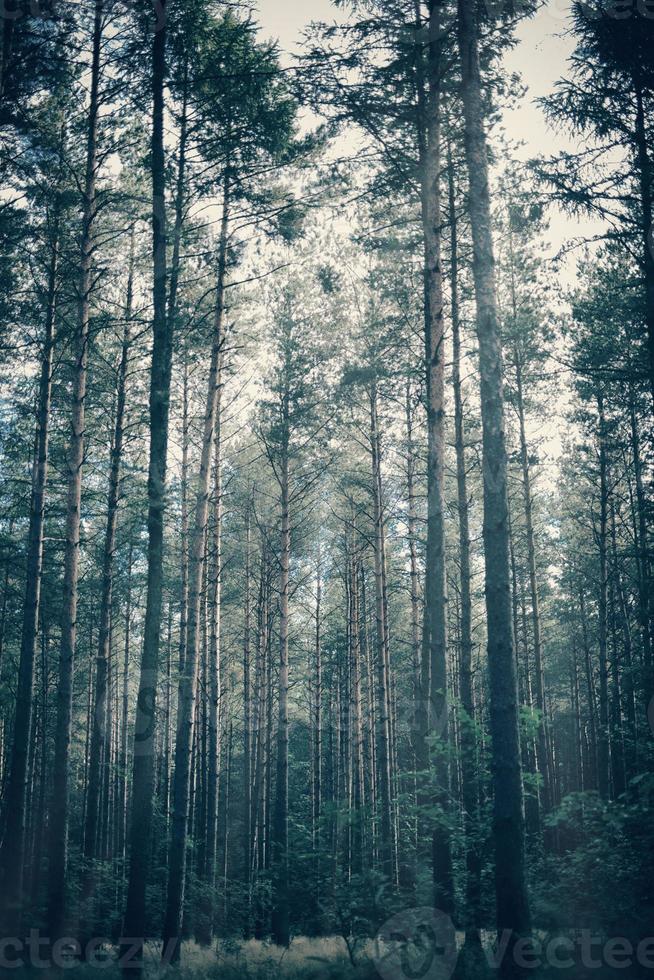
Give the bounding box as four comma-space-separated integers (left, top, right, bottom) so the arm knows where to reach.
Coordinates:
0, 0, 652, 977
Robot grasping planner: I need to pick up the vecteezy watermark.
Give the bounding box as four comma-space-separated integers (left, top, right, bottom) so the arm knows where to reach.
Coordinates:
397, 696, 448, 741
488, 932, 654, 972
372, 908, 458, 980
0, 933, 180, 970
371, 910, 654, 978
132, 667, 158, 756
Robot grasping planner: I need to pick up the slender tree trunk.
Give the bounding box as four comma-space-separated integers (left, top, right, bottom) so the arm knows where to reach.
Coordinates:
457, 0, 531, 952
628, 383, 652, 692
405, 381, 422, 888
30, 621, 50, 907
571, 641, 583, 792
243, 502, 252, 927
514, 359, 550, 814
609, 501, 628, 794
167, 56, 188, 334
24, 694, 39, 888
579, 585, 598, 791
271, 411, 290, 947
369, 385, 393, 882
349, 546, 365, 874
118, 543, 133, 871
0, 213, 59, 934
222, 720, 233, 921
252, 554, 268, 937
418, 0, 453, 913
405, 381, 421, 695
84, 237, 133, 869
264, 562, 273, 882
197, 392, 223, 943
162, 604, 173, 846
448, 151, 482, 942
122, 1, 171, 968
162, 184, 229, 963
633, 78, 654, 411
313, 548, 322, 854
99, 621, 114, 863
596, 391, 610, 799
48, 0, 103, 939
171, 71, 190, 677
0, 519, 13, 683
82, 632, 94, 855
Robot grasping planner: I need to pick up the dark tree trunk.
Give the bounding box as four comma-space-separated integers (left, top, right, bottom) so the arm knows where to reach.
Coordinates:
122, 1, 171, 969
579, 586, 599, 791
457, 0, 531, 954
448, 151, 482, 942
197, 389, 223, 944
162, 185, 229, 963
243, 502, 252, 927
419, 0, 453, 914
514, 358, 550, 815
627, 382, 652, 693
369, 385, 393, 882
405, 381, 421, 696
48, 0, 103, 939
118, 543, 133, 870
596, 392, 610, 799
633, 79, 654, 411
271, 407, 290, 947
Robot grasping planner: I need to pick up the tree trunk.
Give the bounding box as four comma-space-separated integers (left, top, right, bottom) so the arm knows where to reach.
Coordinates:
633, 78, 654, 411
457, 0, 531, 951
419, 0, 453, 914
171, 71, 190, 677
48, 0, 103, 939
627, 382, 652, 693
29, 621, 50, 907
162, 184, 229, 962
348, 538, 365, 873
596, 391, 610, 799
609, 501, 628, 794
579, 585, 598, 791
271, 406, 290, 947
405, 381, 421, 695
369, 385, 393, 882
84, 236, 133, 868
448, 150, 481, 942
179, 361, 190, 674
117, 542, 133, 871
122, 1, 171, 968
197, 391, 223, 943
313, 548, 322, 854
162, 604, 173, 847
514, 358, 550, 815
243, 502, 252, 927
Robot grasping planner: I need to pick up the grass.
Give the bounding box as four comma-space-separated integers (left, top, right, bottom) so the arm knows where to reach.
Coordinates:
176, 937, 378, 979
14, 938, 379, 980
